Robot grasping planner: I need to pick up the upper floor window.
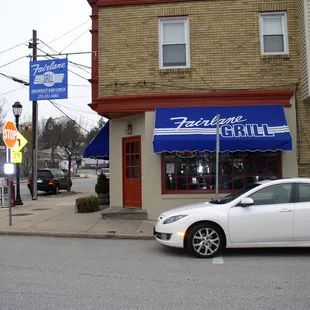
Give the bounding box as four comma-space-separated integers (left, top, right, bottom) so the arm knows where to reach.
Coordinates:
259, 12, 289, 55
158, 17, 190, 69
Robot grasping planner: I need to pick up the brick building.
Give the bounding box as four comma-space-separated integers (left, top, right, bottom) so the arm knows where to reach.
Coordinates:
86, 0, 305, 219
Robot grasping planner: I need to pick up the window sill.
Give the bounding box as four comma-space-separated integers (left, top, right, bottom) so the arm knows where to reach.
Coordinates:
159, 67, 191, 74
261, 54, 290, 60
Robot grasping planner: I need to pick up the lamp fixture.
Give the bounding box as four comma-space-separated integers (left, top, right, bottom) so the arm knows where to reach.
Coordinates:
125, 124, 133, 135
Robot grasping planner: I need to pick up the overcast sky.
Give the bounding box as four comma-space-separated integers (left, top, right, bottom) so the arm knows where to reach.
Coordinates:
0, 0, 101, 130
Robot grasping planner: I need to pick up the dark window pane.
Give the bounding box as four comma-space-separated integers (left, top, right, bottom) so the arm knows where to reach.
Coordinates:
135, 167, 140, 179
163, 44, 186, 66
135, 154, 140, 166
130, 142, 135, 153
134, 142, 139, 153
126, 155, 130, 166
264, 35, 284, 53
130, 155, 135, 166
165, 176, 176, 190
126, 143, 130, 154
126, 167, 131, 178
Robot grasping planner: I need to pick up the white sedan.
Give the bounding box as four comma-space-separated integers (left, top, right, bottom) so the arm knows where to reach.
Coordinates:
154, 178, 310, 258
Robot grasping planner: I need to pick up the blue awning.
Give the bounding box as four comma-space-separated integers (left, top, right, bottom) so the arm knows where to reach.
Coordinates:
83, 121, 109, 159
153, 106, 292, 153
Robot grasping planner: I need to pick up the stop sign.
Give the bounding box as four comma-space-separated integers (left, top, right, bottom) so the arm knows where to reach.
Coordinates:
3, 121, 17, 148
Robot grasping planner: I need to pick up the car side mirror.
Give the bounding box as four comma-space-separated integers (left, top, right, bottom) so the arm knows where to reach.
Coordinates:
238, 197, 254, 207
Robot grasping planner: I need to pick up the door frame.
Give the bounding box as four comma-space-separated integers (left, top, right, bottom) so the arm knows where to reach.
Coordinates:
122, 135, 142, 208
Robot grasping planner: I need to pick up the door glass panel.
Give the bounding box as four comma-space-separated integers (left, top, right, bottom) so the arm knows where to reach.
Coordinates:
126, 167, 131, 179
126, 155, 130, 166
135, 167, 140, 179
248, 183, 292, 205
135, 154, 140, 166
130, 155, 135, 166
126, 142, 130, 154
134, 142, 139, 153
130, 142, 135, 153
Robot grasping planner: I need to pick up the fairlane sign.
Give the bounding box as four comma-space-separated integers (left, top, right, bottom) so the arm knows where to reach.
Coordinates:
170, 116, 275, 138
29, 58, 68, 101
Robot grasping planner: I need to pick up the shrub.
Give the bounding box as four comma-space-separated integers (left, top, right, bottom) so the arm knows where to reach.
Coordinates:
95, 173, 109, 195
75, 195, 100, 213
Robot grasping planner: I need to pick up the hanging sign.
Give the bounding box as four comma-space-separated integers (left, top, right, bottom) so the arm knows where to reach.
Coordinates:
176, 151, 198, 159
29, 58, 68, 101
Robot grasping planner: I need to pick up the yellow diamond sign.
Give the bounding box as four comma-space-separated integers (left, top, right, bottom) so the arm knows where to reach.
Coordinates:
12, 150, 22, 164
13, 131, 28, 152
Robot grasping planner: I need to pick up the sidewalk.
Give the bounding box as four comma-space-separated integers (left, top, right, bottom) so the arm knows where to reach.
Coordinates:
0, 191, 155, 240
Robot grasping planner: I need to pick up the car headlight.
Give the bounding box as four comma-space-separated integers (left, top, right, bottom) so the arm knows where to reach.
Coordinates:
163, 215, 187, 224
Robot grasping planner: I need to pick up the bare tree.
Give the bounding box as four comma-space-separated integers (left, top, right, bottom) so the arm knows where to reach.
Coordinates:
0, 97, 8, 127
56, 117, 85, 191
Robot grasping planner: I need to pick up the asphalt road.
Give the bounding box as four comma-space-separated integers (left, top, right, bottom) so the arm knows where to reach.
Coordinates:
1, 236, 310, 310
18, 173, 97, 202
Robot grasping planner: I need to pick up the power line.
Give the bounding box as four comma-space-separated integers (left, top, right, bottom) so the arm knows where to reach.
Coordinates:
0, 56, 27, 69
39, 40, 91, 71
36, 47, 90, 81
0, 41, 27, 56
0, 86, 24, 96
48, 20, 91, 45
60, 27, 91, 53
0, 72, 29, 86
49, 100, 90, 133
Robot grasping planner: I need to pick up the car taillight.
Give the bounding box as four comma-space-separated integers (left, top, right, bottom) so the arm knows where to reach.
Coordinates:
49, 178, 54, 185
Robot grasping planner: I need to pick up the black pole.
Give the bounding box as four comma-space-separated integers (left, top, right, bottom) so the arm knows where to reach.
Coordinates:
15, 115, 23, 206
31, 29, 38, 200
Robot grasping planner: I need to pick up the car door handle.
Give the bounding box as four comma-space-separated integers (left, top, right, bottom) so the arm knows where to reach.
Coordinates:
279, 208, 293, 213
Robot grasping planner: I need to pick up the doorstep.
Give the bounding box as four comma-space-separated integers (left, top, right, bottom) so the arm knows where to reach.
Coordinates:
101, 206, 148, 220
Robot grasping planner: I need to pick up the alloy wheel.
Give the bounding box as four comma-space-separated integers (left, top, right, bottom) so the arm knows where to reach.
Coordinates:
192, 228, 220, 257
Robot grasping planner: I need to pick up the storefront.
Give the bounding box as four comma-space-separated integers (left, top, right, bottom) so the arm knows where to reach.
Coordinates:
86, 100, 297, 220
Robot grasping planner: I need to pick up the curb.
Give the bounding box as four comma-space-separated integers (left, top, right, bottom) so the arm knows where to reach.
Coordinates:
0, 230, 155, 240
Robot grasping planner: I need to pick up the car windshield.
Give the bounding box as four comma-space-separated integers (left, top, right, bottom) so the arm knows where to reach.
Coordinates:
209, 183, 260, 204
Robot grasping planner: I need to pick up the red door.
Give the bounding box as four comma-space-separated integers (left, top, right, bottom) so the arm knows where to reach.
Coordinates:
122, 136, 142, 208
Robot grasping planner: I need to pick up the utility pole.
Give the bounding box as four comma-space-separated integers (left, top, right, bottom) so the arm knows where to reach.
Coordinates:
29, 30, 38, 200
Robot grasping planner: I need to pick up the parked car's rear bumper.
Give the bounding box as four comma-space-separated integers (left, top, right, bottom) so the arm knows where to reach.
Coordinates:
27, 184, 56, 192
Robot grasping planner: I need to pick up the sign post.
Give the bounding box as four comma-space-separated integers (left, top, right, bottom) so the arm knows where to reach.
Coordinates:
215, 114, 220, 201
3, 121, 18, 226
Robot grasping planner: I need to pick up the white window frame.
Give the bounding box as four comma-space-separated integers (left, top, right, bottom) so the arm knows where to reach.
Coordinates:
158, 17, 190, 69
259, 12, 289, 56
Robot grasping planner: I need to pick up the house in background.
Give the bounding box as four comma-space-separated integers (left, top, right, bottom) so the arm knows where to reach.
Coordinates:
87, 0, 304, 219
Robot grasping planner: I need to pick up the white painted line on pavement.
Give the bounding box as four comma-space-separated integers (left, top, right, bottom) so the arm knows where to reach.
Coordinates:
212, 256, 224, 264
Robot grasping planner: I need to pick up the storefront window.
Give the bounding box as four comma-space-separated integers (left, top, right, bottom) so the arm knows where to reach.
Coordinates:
162, 151, 281, 193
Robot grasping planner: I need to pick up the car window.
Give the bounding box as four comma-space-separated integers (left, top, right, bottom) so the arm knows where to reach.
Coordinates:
38, 170, 52, 179
248, 183, 293, 206
297, 183, 310, 202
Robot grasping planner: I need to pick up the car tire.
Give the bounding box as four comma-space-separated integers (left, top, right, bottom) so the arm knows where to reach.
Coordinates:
53, 185, 60, 195
186, 222, 224, 258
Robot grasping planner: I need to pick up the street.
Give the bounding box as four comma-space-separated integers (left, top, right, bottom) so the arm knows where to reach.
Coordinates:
1, 236, 310, 310
19, 172, 97, 203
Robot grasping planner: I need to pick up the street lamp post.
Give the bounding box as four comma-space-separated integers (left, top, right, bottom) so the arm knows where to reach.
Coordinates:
12, 100, 23, 206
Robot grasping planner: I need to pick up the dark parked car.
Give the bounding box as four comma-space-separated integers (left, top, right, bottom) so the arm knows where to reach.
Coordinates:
28, 168, 72, 195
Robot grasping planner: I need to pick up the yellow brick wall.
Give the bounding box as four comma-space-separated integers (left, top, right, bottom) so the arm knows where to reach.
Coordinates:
97, 0, 310, 175
98, 0, 300, 96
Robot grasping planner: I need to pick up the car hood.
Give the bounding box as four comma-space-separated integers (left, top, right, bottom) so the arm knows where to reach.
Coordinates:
159, 201, 218, 218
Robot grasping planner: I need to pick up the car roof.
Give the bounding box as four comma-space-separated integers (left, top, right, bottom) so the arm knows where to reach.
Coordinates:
257, 178, 310, 185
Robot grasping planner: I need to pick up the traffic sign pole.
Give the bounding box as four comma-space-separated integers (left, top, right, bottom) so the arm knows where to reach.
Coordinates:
8, 174, 12, 226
